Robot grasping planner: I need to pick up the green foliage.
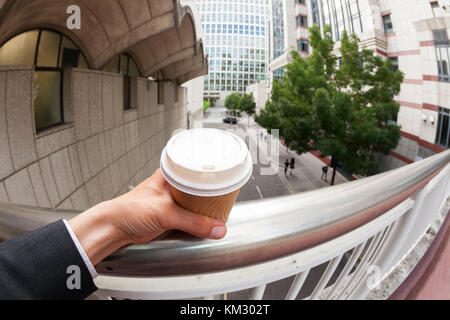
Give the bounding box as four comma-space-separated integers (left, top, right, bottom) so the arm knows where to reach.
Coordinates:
225, 93, 242, 116
225, 93, 241, 111
256, 25, 404, 176
240, 93, 256, 117
203, 101, 211, 111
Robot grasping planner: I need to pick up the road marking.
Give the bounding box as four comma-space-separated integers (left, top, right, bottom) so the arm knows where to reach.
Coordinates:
277, 171, 295, 195
255, 185, 264, 199
252, 175, 255, 180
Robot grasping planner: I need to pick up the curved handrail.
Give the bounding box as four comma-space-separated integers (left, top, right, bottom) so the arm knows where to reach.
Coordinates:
0, 150, 449, 277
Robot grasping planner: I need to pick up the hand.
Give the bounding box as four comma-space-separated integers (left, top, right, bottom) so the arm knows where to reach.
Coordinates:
69, 169, 227, 265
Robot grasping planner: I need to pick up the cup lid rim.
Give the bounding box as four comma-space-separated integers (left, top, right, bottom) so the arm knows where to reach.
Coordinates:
160, 147, 253, 197
166, 128, 249, 174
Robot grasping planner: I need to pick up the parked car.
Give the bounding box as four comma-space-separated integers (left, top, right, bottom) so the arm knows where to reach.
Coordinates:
223, 117, 238, 124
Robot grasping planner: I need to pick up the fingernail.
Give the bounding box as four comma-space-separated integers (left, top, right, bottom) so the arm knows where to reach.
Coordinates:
209, 226, 226, 239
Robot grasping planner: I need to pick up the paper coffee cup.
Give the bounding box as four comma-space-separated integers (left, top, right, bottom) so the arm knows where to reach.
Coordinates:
160, 128, 253, 223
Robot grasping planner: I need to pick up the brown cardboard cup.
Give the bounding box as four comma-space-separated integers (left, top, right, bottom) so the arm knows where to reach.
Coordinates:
169, 186, 241, 223
160, 128, 253, 223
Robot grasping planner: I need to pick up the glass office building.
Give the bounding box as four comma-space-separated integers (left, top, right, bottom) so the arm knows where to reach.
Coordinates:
272, 0, 285, 60
196, 0, 270, 106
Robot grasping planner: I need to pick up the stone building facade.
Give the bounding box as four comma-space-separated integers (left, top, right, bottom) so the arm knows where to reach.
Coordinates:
267, 0, 450, 172
0, 0, 208, 210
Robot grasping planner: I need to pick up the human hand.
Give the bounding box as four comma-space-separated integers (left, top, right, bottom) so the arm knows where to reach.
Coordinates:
69, 169, 227, 265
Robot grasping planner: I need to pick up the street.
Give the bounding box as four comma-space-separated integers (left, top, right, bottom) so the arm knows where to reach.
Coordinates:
203, 108, 348, 203
203, 121, 292, 202
202, 108, 351, 300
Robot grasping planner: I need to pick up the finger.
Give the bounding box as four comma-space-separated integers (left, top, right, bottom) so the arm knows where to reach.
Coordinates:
161, 205, 227, 240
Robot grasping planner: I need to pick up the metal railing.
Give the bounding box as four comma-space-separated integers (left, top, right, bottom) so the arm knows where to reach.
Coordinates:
0, 150, 449, 300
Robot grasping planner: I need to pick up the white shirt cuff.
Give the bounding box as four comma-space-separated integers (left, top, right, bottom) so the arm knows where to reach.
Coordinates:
63, 219, 98, 279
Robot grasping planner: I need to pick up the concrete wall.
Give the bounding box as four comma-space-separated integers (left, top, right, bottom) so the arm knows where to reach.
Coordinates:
246, 82, 270, 115
184, 76, 204, 128
0, 66, 187, 210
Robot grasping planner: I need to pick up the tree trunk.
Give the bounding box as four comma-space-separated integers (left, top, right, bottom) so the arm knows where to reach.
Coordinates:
331, 165, 337, 186
330, 156, 338, 186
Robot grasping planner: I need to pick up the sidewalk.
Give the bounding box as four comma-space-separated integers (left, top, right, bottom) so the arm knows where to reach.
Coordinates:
246, 118, 348, 194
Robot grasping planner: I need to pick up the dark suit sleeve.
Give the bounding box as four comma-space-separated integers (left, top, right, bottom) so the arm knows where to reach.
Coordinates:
0, 220, 97, 300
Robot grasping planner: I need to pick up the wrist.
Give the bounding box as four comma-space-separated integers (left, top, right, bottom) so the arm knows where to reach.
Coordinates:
69, 200, 132, 266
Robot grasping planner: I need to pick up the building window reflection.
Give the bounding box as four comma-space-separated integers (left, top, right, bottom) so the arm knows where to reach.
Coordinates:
436, 107, 450, 148
0, 29, 90, 131
197, 0, 269, 100
347, 0, 363, 34
272, 0, 285, 59
103, 53, 140, 110
434, 29, 450, 83
382, 14, 394, 34
273, 66, 284, 81
298, 39, 310, 53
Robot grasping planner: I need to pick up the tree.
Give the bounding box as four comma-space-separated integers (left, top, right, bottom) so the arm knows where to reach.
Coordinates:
203, 100, 211, 112
239, 93, 256, 124
225, 93, 241, 116
256, 25, 404, 184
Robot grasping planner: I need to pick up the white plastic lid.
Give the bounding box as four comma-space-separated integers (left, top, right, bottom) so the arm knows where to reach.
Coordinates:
160, 128, 253, 196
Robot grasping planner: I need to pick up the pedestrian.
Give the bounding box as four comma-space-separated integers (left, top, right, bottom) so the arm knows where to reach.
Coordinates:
289, 158, 295, 176
284, 159, 290, 177
322, 165, 329, 181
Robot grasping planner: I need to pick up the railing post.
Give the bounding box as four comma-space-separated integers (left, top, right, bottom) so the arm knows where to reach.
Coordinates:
251, 284, 267, 300
349, 165, 449, 299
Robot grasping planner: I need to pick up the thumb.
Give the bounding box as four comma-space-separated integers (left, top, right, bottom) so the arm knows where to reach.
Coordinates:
162, 204, 227, 240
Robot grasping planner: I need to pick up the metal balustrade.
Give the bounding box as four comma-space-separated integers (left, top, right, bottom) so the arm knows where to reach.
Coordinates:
0, 150, 449, 300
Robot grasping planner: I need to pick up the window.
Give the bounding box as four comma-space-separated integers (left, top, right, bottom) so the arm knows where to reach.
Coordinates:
121, 54, 140, 110
104, 53, 139, 110
0, 29, 89, 131
273, 67, 284, 81
437, 47, 449, 82
311, 0, 321, 28
272, 0, 285, 59
297, 40, 309, 53
297, 15, 308, 28
321, 0, 334, 39
436, 107, 450, 148
158, 81, 165, 105
433, 29, 449, 46
0, 30, 39, 66
431, 1, 443, 17
347, 0, 363, 34
296, 0, 305, 4
434, 30, 450, 83
382, 14, 394, 34
60, 36, 89, 69
330, 0, 343, 41
389, 57, 399, 72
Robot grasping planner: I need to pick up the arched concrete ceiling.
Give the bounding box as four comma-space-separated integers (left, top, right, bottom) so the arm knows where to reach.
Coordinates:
0, 0, 208, 81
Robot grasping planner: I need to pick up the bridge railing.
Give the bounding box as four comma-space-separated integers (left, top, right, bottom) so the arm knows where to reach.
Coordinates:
0, 150, 449, 300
